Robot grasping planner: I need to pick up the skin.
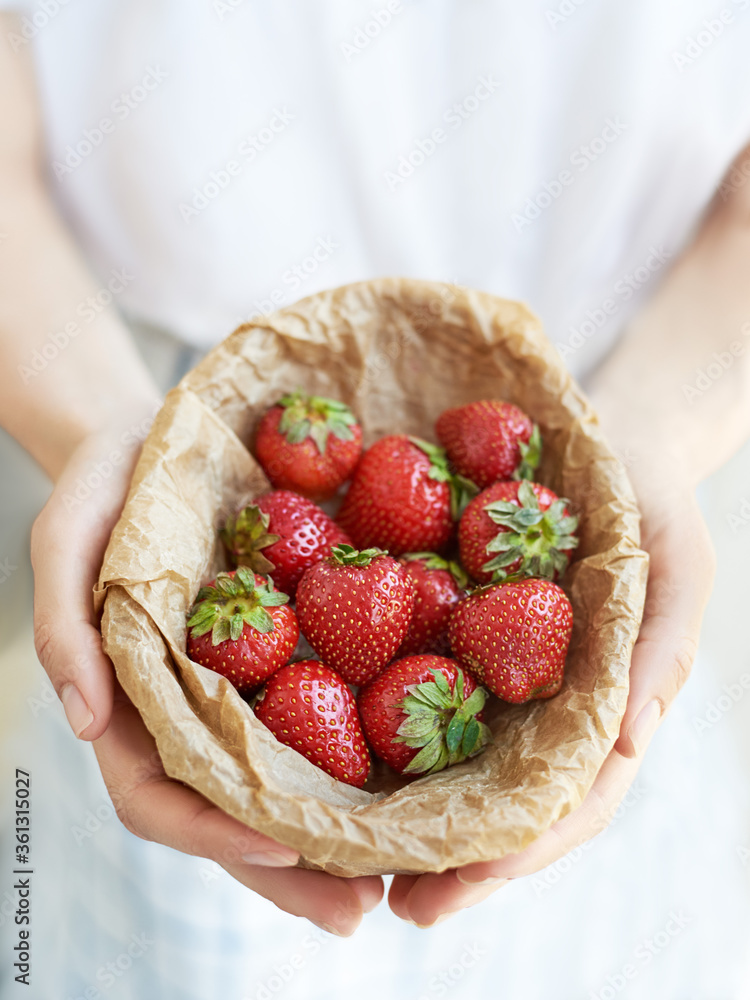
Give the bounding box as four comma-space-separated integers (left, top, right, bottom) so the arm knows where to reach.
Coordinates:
1, 12, 748, 932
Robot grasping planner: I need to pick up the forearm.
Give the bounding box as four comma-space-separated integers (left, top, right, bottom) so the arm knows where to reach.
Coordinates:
0, 17, 159, 481
587, 156, 750, 493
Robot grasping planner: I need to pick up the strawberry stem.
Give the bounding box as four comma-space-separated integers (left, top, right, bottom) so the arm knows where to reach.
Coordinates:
277, 391, 358, 455
187, 569, 289, 646
329, 543, 386, 567
408, 437, 479, 520
394, 667, 491, 775
482, 480, 579, 582
221, 504, 280, 575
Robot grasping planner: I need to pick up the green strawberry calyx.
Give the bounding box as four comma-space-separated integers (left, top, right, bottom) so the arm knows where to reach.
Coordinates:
187, 568, 289, 645
482, 480, 579, 582
394, 667, 492, 775
277, 391, 358, 455
220, 504, 280, 576
329, 543, 387, 567
408, 436, 479, 520
401, 551, 469, 590
512, 423, 542, 481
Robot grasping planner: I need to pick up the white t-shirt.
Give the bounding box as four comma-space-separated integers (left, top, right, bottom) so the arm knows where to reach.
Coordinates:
9, 0, 750, 381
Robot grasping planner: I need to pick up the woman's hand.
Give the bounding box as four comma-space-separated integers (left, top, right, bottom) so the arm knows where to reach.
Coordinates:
388, 483, 715, 926
31, 425, 384, 934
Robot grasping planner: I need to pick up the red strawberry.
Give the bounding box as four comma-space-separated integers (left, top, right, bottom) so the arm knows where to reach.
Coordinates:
254, 660, 371, 788
396, 553, 468, 657
448, 579, 573, 704
459, 480, 578, 585
221, 490, 352, 598
357, 655, 491, 775
254, 391, 362, 501
436, 400, 541, 487
186, 568, 299, 693
336, 435, 476, 556
295, 544, 416, 686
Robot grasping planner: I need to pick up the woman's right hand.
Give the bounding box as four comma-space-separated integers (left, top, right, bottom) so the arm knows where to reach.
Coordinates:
30, 424, 384, 934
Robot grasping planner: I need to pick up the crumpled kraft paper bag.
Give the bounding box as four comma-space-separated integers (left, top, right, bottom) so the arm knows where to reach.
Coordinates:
96, 278, 648, 877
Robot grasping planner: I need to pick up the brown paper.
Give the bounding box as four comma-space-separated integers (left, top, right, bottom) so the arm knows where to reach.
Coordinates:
96, 278, 648, 877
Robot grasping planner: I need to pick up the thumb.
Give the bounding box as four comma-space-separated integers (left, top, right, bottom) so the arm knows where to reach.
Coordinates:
30, 436, 139, 740
615, 497, 715, 759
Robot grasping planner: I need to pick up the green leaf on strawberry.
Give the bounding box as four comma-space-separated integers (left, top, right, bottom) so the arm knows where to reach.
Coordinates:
394, 666, 492, 775
513, 423, 542, 481
277, 391, 358, 455
482, 480, 579, 582
187, 568, 290, 645
408, 436, 479, 520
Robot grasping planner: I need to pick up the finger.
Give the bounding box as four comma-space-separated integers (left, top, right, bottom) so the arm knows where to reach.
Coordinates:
453, 743, 642, 890
94, 693, 384, 932
390, 870, 503, 928
615, 500, 715, 758
94, 693, 299, 864
31, 436, 140, 740
222, 865, 375, 935
347, 875, 385, 915
388, 874, 419, 922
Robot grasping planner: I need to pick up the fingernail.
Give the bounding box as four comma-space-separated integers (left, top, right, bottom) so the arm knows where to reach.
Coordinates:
241, 851, 298, 867
414, 912, 453, 929
455, 872, 510, 887
61, 683, 94, 738
311, 921, 348, 937
628, 699, 662, 757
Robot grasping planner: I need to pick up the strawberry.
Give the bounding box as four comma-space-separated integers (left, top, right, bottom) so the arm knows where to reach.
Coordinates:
459, 480, 578, 585
254, 391, 362, 501
448, 579, 573, 704
436, 399, 541, 487
295, 544, 416, 686
221, 490, 352, 598
396, 553, 468, 657
254, 660, 371, 788
357, 655, 491, 775
186, 568, 299, 693
336, 435, 476, 556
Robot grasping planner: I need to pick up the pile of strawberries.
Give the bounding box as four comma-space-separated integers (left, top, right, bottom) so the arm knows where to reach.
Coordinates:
186, 392, 579, 788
